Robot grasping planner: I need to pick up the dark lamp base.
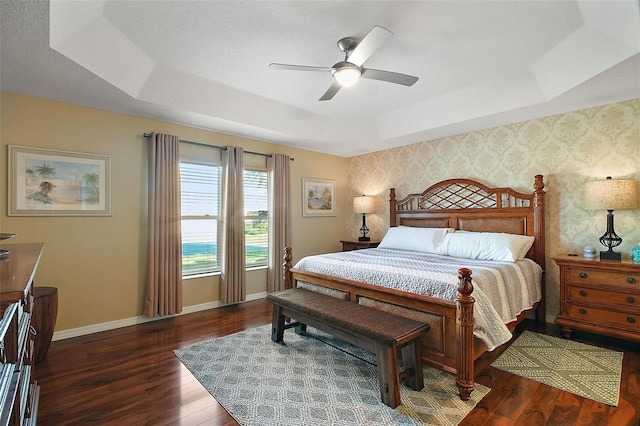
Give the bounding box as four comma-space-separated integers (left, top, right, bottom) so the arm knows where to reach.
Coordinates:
358, 236, 371, 242
600, 250, 621, 261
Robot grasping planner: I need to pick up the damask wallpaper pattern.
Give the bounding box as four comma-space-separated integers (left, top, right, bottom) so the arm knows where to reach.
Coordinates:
346, 98, 640, 320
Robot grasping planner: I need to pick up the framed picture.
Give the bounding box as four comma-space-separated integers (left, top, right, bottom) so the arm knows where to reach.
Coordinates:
8, 145, 111, 216
302, 178, 336, 217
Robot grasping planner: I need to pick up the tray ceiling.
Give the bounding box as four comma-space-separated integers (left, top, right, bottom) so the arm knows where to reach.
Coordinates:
1, 0, 638, 157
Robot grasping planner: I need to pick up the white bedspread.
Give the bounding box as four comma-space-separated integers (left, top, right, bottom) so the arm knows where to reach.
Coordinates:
294, 248, 542, 351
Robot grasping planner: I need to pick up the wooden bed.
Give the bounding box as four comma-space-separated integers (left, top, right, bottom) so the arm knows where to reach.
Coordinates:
284, 175, 546, 400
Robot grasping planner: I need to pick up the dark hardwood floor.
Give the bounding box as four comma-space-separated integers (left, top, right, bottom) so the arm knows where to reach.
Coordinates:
34, 299, 639, 425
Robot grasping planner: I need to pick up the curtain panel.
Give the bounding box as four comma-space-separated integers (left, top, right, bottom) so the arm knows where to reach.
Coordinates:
221, 146, 246, 303
267, 154, 291, 292
143, 133, 183, 317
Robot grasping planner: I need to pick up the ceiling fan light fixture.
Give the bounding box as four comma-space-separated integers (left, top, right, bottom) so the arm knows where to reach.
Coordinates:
271, 26, 417, 101
332, 62, 361, 87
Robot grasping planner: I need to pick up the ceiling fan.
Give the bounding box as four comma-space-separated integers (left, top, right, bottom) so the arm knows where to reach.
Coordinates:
269, 26, 419, 101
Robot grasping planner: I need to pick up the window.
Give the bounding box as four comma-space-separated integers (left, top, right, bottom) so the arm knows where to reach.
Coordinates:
179, 148, 269, 276
180, 162, 221, 276
244, 169, 268, 267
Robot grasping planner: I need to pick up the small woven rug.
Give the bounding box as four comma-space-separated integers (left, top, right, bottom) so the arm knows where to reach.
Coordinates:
491, 331, 623, 406
174, 324, 489, 426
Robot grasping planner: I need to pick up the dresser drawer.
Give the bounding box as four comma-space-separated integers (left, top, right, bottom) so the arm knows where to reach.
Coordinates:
567, 267, 640, 289
567, 303, 639, 329
568, 286, 640, 309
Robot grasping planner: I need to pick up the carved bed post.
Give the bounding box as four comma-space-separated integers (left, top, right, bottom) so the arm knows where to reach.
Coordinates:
283, 247, 293, 290
455, 267, 475, 400
389, 188, 397, 226
533, 174, 546, 324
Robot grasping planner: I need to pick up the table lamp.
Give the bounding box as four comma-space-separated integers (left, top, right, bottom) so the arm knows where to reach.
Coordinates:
584, 177, 637, 261
353, 195, 375, 241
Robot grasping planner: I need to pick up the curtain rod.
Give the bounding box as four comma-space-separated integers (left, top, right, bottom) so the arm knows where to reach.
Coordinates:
143, 133, 294, 160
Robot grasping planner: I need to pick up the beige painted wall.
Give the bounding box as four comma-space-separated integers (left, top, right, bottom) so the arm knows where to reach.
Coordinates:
0, 92, 348, 332
3, 93, 637, 333
346, 98, 640, 321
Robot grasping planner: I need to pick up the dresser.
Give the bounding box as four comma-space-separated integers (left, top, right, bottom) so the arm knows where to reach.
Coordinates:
340, 240, 380, 251
552, 254, 640, 342
0, 243, 43, 425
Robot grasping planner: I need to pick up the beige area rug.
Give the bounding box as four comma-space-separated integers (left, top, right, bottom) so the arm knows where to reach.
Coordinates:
491, 331, 623, 406
174, 324, 490, 426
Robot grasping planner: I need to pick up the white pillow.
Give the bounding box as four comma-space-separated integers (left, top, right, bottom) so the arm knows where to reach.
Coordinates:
378, 226, 454, 253
435, 231, 534, 262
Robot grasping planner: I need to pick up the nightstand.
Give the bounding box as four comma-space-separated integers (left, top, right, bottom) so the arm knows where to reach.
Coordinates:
552, 254, 640, 342
340, 240, 380, 251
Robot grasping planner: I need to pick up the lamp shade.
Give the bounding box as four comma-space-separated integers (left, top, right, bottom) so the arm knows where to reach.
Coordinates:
353, 195, 375, 214
584, 178, 637, 210
332, 63, 361, 87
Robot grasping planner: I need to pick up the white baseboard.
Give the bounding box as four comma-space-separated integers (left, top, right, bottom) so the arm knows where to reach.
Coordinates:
52, 292, 268, 341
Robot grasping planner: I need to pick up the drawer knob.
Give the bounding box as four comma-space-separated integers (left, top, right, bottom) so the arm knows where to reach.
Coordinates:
627, 277, 636, 284
628, 297, 635, 304
579, 308, 587, 315
579, 290, 587, 297
579, 272, 588, 279
627, 317, 636, 324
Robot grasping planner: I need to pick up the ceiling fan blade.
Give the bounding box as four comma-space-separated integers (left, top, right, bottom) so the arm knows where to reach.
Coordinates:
361, 68, 418, 86
269, 63, 332, 73
319, 80, 342, 101
347, 26, 393, 67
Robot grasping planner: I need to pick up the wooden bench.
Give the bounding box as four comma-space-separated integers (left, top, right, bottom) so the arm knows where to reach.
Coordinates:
265, 287, 430, 408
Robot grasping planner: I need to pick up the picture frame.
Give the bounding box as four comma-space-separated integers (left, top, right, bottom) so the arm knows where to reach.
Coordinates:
8, 145, 111, 216
302, 178, 336, 217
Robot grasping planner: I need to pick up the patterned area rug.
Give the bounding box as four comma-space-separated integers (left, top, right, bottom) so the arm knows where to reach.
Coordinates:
491, 331, 623, 406
174, 324, 490, 426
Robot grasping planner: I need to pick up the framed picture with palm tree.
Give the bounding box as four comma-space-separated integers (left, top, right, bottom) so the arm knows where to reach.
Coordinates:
8, 145, 111, 216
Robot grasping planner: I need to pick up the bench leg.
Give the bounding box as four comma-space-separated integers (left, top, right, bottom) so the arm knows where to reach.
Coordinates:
400, 341, 424, 391
294, 323, 307, 335
271, 305, 286, 343
375, 344, 401, 408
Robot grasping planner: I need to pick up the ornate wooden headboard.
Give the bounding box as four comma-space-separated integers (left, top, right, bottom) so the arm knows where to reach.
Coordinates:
389, 175, 545, 269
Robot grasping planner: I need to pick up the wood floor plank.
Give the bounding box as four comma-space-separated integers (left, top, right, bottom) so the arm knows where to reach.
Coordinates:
513, 384, 561, 426
461, 370, 519, 424
606, 399, 640, 426
544, 387, 584, 425
477, 413, 516, 426
495, 379, 541, 421
33, 299, 639, 426
575, 399, 610, 426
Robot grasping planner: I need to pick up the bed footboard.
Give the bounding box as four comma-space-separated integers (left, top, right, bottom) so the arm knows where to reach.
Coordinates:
283, 247, 476, 400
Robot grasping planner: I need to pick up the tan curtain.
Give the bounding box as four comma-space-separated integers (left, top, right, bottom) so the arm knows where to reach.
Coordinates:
221, 146, 246, 303
267, 154, 291, 292
143, 133, 182, 317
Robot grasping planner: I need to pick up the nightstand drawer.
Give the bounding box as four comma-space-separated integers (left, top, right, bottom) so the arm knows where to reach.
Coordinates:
568, 304, 638, 329
568, 286, 639, 309
567, 267, 640, 288
340, 240, 380, 251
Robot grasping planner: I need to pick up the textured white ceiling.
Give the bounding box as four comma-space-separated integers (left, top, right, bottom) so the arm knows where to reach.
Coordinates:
1, 0, 639, 157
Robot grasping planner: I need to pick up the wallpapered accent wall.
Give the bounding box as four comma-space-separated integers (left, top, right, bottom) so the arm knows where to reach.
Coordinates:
346, 98, 640, 320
